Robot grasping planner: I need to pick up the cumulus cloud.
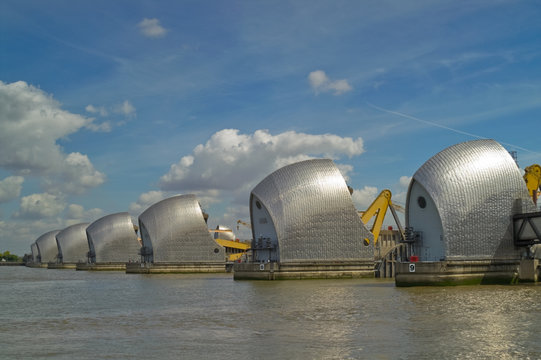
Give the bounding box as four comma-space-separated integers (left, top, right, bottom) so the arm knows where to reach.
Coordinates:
128, 189, 224, 218
0, 176, 24, 203
0, 81, 88, 172
0, 81, 105, 194
85, 104, 108, 116
147, 129, 366, 233
63, 153, 106, 190
13, 193, 66, 219
129, 190, 168, 214
351, 186, 379, 210
85, 121, 112, 132
65, 204, 103, 226
399, 175, 412, 188
138, 18, 167, 38
115, 100, 136, 117
159, 129, 365, 196
40, 152, 106, 195
308, 70, 353, 95
390, 175, 412, 207
85, 100, 135, 130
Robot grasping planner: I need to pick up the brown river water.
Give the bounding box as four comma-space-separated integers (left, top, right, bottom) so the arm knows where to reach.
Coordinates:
1, 266, 540, 359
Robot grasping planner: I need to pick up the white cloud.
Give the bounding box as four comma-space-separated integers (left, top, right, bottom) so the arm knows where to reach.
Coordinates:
0, 81, 105, 194
138, 18, 167, 38
115, 100, 136, 117
13, 193, 66, 219
129, 190, 168, 214
151, 129, 365, 233
399, 175, 412, 188
0, 176, 24, 203
0, 81, 88, 173
85, 104, 108, 116
328, 79, 353, 94
85, 121, 112, 132
159, 129, 365, 197
336, 163, 354, 182
65, 204, 103, 226
351, 186, 379, 210
85, 102, 131, 131
308, 70, 329, 89
308, 70, 353, 95
41, 152, 106, 195
64, 153, 106, 189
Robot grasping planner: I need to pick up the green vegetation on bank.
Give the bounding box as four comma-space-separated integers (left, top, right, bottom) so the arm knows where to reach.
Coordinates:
1, 251, 22, 262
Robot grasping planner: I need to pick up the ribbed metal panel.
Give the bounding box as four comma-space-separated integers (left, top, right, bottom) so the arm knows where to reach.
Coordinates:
86, 212, 140, 263
138, 194, 224, 263
213, 225, 236, 241
30, 243, 39, 263
35, 230, 60, 263
250, 158, 373, 262
406, 139, 535, 260
55, 223, 90, 263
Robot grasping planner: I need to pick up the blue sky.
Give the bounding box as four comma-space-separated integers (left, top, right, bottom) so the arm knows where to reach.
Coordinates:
1, 0, 541, 255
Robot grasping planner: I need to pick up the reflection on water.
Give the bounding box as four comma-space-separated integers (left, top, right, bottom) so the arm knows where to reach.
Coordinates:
1, 267, 541, 359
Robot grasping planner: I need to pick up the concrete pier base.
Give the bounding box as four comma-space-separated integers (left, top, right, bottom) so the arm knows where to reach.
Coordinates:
47, 263, 77, 269
233, 261, 375, 280
518, 259, 540, 282
76, 263, 127, 271
126, 262, 226, 274
395, 260, 520, 286
25, 263, 48, 268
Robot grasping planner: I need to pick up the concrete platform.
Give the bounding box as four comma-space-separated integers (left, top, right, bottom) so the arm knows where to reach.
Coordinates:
47, 263, 77, 269
25, 263, 48, 268
76, 263, 127, 271
395, 259, 520, 286
126, 262, 226, 274
233, 261, 375, 280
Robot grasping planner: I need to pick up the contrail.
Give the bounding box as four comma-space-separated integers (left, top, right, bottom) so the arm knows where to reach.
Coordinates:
367, 102, 540, 155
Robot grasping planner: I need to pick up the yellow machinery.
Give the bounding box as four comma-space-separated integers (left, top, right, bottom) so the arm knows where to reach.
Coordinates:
524, 164, 541, 205
358, 189, 405, 246
209, 229, 250, 262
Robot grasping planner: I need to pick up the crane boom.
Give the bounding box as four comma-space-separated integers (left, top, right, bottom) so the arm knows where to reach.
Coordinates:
236, 219, 250, 230
524, 164, 541, 205
359, 189, 405, 245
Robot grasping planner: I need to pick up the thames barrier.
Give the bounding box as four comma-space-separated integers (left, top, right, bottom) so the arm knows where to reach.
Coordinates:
24, 139, 541, 285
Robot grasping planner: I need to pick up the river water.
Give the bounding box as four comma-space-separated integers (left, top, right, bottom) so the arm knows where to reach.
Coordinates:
1, 266, 541, 360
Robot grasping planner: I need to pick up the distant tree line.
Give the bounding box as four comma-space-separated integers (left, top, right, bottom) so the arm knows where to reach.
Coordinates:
1, 251, 21, 262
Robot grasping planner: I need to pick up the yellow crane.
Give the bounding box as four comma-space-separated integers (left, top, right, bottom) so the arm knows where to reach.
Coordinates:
524, 164, 541, 205
358, 189, 405, 246
236, 219, 250, 230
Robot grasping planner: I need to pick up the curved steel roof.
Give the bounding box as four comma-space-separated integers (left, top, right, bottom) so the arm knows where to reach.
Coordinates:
35, 229, 60, 263
86, 212, 140, 263
55, 223, 90, 263
138, 194, 224, 263
250, 158, 373, 262
406, 139, 535, 259
30, 243, 39, 263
